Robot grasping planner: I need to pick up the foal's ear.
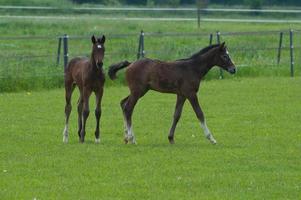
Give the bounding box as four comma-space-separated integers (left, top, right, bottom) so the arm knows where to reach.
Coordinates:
219, 42, 226, 51
219, 42, 226, 50
91, 35, 97, 44
98, 35, 106, 44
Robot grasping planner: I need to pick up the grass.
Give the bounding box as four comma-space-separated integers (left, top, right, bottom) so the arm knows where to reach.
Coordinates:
1, 77, 301, 199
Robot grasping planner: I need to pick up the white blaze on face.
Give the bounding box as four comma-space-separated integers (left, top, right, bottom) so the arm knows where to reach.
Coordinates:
225, 49, 235, 65
97, 44, 102, 49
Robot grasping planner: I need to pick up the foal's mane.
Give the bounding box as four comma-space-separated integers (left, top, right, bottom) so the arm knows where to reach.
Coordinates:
177, 44, 220, 61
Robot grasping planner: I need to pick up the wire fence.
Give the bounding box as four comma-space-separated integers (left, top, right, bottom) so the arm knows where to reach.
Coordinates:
1, 5, 301, 25
0, 29, 300, 91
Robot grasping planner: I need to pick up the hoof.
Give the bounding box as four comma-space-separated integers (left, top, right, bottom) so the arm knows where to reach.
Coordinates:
168, 137, 175, 144
128, 139, 136, 144
206, 135, 217, 145
124, 135, 136, 144
211, 139, 217, 145
128, 135, 136, 144
95, 138, 100, 144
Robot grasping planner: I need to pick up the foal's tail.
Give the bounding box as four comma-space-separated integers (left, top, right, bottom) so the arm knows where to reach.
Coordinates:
108, 60, 131, 80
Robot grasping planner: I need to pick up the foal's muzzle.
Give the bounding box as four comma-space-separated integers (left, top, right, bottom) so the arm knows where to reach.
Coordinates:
96, 61, 103, 69
227, 66, 236, 74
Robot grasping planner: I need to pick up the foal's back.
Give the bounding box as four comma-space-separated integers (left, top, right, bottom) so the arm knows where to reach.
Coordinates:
126, 58, 197, 94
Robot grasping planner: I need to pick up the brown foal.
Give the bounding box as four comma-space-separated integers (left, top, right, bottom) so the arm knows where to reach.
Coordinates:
63, 35, 106, 143
108, 42, 236, 144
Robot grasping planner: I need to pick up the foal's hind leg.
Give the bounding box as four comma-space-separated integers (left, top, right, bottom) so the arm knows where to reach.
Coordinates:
122, 94, 139, 144
120, 96, 129, 143
168, 95, 186, 144
188, 93, 216, 144
77, 92, 83, 139
63, 82, 75, 143
94, 88, 103, 143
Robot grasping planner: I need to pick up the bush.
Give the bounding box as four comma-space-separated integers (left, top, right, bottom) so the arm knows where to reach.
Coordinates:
153, 0, 180, 6
244, 0, 263, 9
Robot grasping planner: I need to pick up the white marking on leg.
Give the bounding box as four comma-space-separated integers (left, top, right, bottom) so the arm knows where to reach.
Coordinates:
95, 138, 100, 144
200, 121, 217, 144
63, 124, 69, 143
126, 124, 136, 144
122, 115, 129, 144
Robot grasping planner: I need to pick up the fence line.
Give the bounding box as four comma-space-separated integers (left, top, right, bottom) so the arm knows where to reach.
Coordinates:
1, 29, 300, 40
1, 5, 301, 13
0, 30, 299, 78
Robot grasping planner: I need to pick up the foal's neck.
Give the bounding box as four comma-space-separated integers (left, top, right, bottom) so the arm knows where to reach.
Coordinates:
193, 49, 217, 77
90, 54, 98, 70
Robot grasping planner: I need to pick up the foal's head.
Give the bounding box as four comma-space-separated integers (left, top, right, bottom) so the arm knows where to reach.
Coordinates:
214, 42, 236, 74
91, 35, 106, 69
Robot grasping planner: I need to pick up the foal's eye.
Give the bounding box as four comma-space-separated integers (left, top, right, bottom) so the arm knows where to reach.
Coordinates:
222, 55, 228, 60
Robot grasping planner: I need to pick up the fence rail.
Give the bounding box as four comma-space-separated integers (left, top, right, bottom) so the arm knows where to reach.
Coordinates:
1, 29, 300, 40
1, 5, 301, 13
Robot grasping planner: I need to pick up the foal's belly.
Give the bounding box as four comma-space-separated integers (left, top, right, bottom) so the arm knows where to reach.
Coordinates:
148, 78, 181, 94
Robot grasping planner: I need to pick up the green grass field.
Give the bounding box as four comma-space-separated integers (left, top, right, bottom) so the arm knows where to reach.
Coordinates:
1, 77, 300, 199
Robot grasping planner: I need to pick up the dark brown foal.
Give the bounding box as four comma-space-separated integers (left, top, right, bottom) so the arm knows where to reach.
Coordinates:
63, 35, 106, 143
109, 42, 236, 144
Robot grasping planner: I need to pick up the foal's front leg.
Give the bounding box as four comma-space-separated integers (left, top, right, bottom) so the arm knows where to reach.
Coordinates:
63, 83, 75, 143
80, 88, 92, 143
77, 93, 83, 138
188, 93, 217, 144
94, 88, 103, 143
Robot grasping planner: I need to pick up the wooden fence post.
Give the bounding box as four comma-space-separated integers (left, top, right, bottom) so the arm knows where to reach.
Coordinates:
209, 33, 213, 45
137, 30, 145, 59
289, 29, 294, 77
277, 32, 283, 65
197, 5, 201, 28
56, 36, 62, 66
63, 34, 69, 70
